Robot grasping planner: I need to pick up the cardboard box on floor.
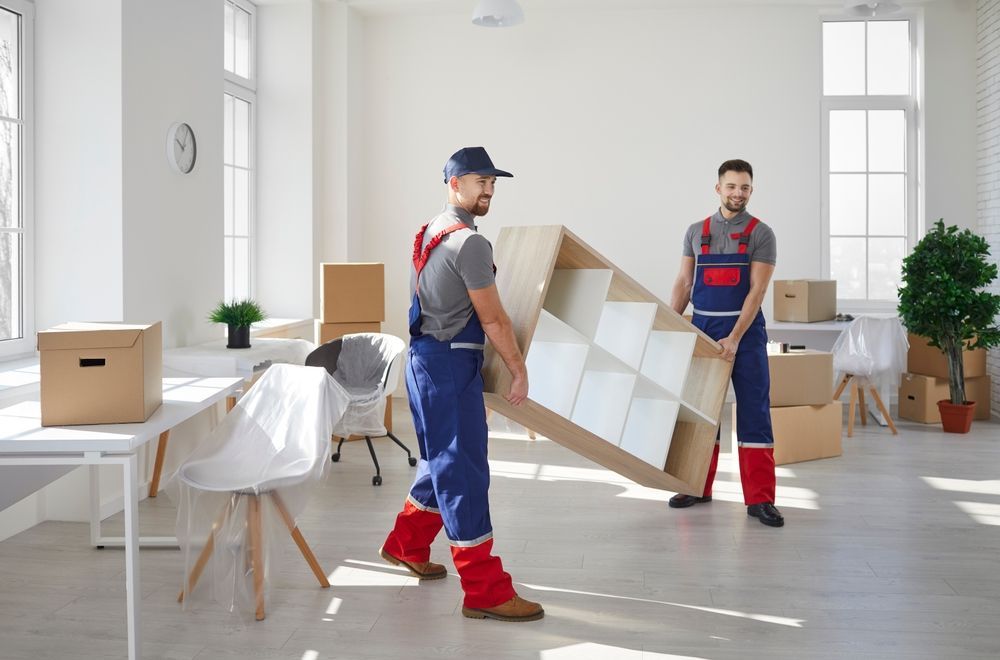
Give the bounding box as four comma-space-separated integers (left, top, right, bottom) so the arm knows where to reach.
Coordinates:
898, 373, 992, 423
38, 322, 162, 426
735, 401, 843, 465
773, 280, 837, 323
768, 349, 833, 407
906, 333, 987, 379
320, 263, 385, 323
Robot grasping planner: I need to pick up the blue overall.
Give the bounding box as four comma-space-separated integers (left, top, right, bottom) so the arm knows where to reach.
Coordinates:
382, 220, 515, 609
692, 216, 776, 505
404, 222, 495, 547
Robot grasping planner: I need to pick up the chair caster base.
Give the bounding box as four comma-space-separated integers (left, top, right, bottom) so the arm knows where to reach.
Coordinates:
408, 457, 417, 467
372, 475, 382, 486
331, 453, 340, 463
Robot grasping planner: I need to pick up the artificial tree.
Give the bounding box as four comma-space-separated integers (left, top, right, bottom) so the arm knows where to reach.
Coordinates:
897, 219, 1000, 406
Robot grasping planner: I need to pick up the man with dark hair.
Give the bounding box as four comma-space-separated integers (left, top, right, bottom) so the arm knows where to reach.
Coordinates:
379, 147, 545, 620
667, 159, 784, 527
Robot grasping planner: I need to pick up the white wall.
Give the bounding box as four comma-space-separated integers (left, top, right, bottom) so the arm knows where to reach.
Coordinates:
327, 1, 979, 347
34, 0, 123, 330
925, 0, 977, 230
256, 1, 317, 319
121, 0, 224, 348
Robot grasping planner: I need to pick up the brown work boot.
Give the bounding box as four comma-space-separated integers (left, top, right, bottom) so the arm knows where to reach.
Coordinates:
379, 546, 447, 580
462, 595, 544, 622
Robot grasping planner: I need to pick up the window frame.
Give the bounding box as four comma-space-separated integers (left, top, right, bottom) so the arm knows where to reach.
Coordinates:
0, 0, 33, 360
223, 0, 256, 303
819, 13, 920, 313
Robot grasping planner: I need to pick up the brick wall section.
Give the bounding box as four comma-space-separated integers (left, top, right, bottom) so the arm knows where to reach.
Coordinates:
977, 0, 1000, 416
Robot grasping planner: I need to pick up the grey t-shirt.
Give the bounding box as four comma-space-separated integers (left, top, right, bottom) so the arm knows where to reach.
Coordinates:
682, 209, 777, 265
410, 205, 495, 341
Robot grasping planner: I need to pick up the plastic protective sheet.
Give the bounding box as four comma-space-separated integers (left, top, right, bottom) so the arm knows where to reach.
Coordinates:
328, 333, 405, 438
171, 363, 350, 620
831, 316, 910, 390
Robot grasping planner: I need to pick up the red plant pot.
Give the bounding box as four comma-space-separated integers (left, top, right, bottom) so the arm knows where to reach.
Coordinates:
937, 400, 976, 434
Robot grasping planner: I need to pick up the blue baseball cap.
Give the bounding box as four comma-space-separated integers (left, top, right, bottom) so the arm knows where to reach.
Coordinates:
443, 146, 513, 183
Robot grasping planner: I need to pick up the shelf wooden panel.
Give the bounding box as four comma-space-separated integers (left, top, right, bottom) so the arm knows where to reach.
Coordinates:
485, 225, 732, 495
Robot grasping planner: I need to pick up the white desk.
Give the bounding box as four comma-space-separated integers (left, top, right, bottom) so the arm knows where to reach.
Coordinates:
0, 376, 243, 660
767, 315, 899, 426
163, 337, 314, 380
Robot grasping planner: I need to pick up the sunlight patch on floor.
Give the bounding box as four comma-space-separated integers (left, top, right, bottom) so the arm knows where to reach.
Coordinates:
327, 564, 411, 587
922, 476, 1000, 496
540, 642, 708, 660
953, 501, 1000, 526
489, 458, 818, 509
520, 582, 803, 628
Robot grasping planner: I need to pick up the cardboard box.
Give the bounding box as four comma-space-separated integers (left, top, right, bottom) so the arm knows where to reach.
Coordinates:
738, 401, 843, 465
38, 322, 163, 426
773, 280, 837, 323
906, 333, 987, 379
898, 373, 991, 423
768, 350, 833, 407
320, 263, 385, 323
316, 320, 381, 345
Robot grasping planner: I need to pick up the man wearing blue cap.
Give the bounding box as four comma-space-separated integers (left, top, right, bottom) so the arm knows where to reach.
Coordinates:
380, 147, 544, 622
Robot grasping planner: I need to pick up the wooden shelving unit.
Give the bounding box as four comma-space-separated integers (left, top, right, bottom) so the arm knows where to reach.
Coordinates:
482, 225, 732, 494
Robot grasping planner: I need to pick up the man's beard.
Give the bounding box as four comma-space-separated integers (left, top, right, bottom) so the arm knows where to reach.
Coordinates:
471, 197, 492, 216
723, 200, 746, 213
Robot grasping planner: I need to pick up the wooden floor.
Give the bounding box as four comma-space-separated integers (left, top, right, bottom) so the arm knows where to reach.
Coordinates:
2, 409, 1000, 660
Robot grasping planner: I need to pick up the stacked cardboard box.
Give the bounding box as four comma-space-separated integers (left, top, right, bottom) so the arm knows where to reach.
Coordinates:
317, 262, 391, 431
898, 334, 991, 423
773, 280, 837, 322
747, 349, 842, 465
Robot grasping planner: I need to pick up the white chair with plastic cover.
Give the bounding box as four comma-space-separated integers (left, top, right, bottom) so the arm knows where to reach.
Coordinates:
305, 332, 415, 486
174, 363, 348, 621
831, 316, 909, 437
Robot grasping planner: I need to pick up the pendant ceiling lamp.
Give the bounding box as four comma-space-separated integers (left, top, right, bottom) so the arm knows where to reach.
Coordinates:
844, 1, 902, 17
472, 0, 525, 28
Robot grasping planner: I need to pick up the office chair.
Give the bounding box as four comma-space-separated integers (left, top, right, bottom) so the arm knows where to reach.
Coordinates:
306, 333, 415, 486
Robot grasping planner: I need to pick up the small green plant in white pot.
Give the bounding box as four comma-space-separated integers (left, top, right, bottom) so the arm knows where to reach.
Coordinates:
209, 299, 266, 349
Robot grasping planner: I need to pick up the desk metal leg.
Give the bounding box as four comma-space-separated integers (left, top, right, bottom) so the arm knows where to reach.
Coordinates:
122, 453, 142, 660
90, 464, 102, 546
90, 459, 177, 549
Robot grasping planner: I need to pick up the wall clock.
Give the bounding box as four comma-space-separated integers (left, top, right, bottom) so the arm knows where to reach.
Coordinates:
166, 122, 197, 174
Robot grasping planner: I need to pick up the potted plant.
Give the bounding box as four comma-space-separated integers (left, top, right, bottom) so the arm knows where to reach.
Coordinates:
209, 299, 267, 349
897, 219, 1000, 433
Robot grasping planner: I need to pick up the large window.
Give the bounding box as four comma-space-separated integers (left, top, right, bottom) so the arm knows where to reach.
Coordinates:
821, 18, 917, 307
224, 0, 255, 302
0, 0, 30, 358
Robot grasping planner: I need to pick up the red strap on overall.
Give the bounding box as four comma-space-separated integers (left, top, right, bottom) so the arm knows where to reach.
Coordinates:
411, 222, 468, 290
700, 216, 760, 255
